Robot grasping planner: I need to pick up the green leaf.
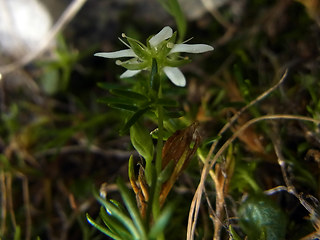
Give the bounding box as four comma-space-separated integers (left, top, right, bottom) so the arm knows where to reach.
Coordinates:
163, 110, 184, 119
99, 207, 132, 239
229, 225, 243, 240
148, 203, 174, 238
117, 178, 148, 239
166, 57, 192, 67
122, 107, 151, 133
156, 98, 179, 107
86, 213, 122, 240
238, 194, 287, 240
97, 82, 122, 90
110, 89, 149, 102
14, 225, 21, 240
150, 58, 160, 92
157, 0, 186, 42
118, 59, 149, 71
158, 31, 178, 56
98, 97, 138, 111
128, 155, 136, 182
158, 160, 174, 183
130, 121, 154, 164
109, 104, 139, 112
126, 37, 149, 60
98, 96, 135, 105
93, 192, 140, 238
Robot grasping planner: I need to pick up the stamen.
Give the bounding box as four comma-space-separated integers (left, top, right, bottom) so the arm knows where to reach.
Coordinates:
167, 42, 174, 49
118, 37, 131, 48
182, 37, 193, 44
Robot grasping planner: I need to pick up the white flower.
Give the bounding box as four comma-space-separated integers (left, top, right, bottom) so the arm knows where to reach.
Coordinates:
94, 26, 213, 87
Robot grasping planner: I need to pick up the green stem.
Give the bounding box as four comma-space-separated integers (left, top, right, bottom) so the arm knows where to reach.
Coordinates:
153, 183, 164, 240
153, 71, 165, 240
156, 93, 164, 175
149, 59, 165, 239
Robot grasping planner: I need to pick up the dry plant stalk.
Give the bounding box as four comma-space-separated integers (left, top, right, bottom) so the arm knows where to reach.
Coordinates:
0, 170, 31, 240
187, 69, 289, 240
201, 114, 320, 239
269, 125, 320, 240
211, 147, 235, 239
186, 69, 320, 240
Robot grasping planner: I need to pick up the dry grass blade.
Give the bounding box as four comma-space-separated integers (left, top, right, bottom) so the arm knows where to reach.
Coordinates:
189, 113, 320, 239
187, 69, 288, 240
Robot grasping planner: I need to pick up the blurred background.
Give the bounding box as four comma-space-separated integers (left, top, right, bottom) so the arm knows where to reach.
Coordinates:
1, 0, 320, 239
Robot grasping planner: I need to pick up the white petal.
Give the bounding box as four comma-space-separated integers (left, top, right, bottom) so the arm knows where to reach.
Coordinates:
163, 66, 186, 87
94, 49, 137, 58
120, 69, 141, 78
149, 26, 173, 47
170, 43, 214, 54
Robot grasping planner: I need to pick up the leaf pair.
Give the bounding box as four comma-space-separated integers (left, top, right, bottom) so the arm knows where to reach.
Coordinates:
98, 84, 179, 134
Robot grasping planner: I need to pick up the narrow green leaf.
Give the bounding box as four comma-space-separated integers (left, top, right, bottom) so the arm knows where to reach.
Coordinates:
157, 0, 186, 42
108, 103, 139, 112
117, 178, 148, 239
166, 57, 192, 67
163, 110, 184, 119
86, 213, 122, 240
98, 96, 133, 105
150, 58, 160, 92
122, 107, 151, 133
100, 207, 132, 239
128, 155, 136, 183
93, 192, 140, 238
162, 31, 178, 55
97, 82, 122, 90
118, 59, 149, 70
148, 203, 174, 238
169, 0, 186, 42
14, 225, 21, 240
126, 37, 149, 60
98, 97, 138, 111
109, 199, 127, 213
158, 160, 174, 183
229, 225, 243, 240
156, 98, 178, 107
110, 89, 149, 102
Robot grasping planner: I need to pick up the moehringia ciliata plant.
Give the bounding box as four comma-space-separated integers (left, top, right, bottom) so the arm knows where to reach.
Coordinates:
88, 26, 213, 240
